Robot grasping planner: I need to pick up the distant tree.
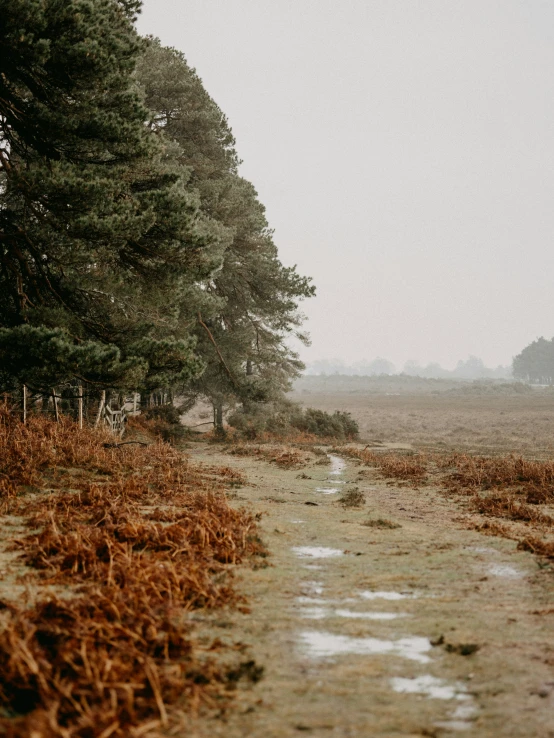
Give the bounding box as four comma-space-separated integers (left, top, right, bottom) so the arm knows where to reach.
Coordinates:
359, 357, 395, 375
402, 360, 423, 376
513, 337, 554, 384
0, 0, 215, 392
304, 359, 346, 375
453, 356, 487, 380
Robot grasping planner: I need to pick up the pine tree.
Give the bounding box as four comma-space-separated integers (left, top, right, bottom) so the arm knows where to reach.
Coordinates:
0, 1, 219, 392
136, 39, 315, 426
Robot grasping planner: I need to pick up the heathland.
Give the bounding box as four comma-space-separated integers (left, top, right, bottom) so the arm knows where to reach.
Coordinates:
1, 380, 554, 735
291, 374, 554, 456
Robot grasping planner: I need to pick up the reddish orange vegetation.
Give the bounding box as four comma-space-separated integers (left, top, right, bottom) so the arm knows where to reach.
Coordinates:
226, 443, 314, 469
338, 447, 429, 484
339, 445, 554, 558
0, 408, 266, 737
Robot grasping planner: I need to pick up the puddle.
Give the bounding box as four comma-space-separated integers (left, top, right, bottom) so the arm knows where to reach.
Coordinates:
328, 454, 346, 476
296, 596, 328, 605
452, 702, 478, 719
391, 674, 467, 700
488, 564, 523, 578
298, 606, 328, 620
316, 487, 339, 495
299, 630, 431, 663
334, 609, 405, 620
293, 546, 344, 559
300, 581, 324, 596
290, 519, 306, 524
297, 606, 406, 621
392, 676, 478, 731
359, 590, 413, 601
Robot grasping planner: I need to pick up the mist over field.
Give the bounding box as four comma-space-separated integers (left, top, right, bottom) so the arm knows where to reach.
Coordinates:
138, 0, 554, 371
304, 356, 512, 379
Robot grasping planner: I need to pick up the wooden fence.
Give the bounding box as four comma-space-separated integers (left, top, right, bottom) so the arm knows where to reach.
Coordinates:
96, 392, 140, 436
10, 386, 141, 437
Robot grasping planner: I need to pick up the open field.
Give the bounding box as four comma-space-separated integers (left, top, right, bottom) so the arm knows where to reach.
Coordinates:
290, 375, 554, 457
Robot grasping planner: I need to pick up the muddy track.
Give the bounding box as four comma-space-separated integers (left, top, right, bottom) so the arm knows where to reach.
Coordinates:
186, 444, 554, 738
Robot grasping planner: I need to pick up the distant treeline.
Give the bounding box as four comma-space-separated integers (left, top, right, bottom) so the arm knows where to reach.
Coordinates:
305, 356, 511, 380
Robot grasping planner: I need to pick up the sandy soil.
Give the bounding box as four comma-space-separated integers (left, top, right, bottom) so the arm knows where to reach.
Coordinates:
183, 443, 554, 738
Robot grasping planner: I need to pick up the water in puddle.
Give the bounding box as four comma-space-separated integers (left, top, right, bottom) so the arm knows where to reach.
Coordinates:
300, 581, 324, 596
488, 564, 522, 578
293, 546, 344, 559
328, 454, 346, 476
316, 487, 339, 495
297, 596, 328, 606
334, 608, 404, 620
290, 519, 306, 524
392, 676, 478, 731
359, 590, 413, 601
298, 607, 405, 621
298, 606, 328, 620
391, 674, 467, 700
435, 704, 478, 732
299, 630, 431, 663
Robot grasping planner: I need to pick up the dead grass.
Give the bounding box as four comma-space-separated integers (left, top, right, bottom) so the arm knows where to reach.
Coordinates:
337, 447, 428, 484
336, 444, 554, 559
362, 518, 402, 529
291, 387, 554, 456
226, 443, 313, 470
0, 407, 266, 736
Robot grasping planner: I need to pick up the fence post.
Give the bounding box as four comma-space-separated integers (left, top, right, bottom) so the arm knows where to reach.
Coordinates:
95, 390, 106, 428
78, 385, 83, 429
22, 384, 27, 424
52, 388, 59, 422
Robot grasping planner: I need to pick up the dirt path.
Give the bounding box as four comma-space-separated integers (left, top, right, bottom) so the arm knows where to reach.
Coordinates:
185, 444, 554, 738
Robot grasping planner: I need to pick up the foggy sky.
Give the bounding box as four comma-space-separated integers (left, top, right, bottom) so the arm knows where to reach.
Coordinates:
137, 0, 554, 369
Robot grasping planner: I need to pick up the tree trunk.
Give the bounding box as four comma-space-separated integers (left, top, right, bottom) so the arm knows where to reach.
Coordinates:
22, 384, 27, 424
214, 402, 225, 438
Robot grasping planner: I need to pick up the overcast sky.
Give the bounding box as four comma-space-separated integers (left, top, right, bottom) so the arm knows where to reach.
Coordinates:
137, 0, 554, 370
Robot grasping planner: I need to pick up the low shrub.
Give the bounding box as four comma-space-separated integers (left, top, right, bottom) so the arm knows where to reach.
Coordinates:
228, 401, 359, 441
137, 404, 188, 443
362, 518, 402, 529
339, 488, 365, 507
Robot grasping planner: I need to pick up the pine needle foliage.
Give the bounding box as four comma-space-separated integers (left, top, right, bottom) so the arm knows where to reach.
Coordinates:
0, 0, 215, 391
